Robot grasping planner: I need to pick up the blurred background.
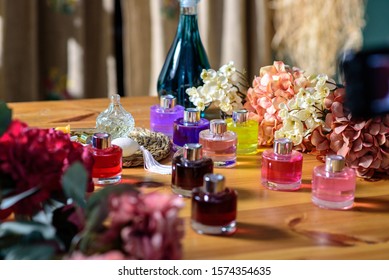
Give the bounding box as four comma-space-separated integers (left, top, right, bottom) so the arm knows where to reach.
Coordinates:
0, 0, 387, 102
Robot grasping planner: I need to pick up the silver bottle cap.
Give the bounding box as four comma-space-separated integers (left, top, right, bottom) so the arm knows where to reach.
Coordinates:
273, 138, 293, 155
92, 132, 111, 149
210, 119, 227, 134
232, 109, 249, 124
181, 0, 199, 7
325, 155, 345, 172
184, 108, 200, 123
160, 95, 176, 109
183, 143, 203, 161
203, 173, 225, 193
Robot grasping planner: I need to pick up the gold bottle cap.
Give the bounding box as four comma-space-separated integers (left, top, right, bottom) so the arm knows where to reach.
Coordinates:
92, 132, 111, 149
160, 95, 176, 109
184, 108, 200, 123
183, 143, 203, 161
325, 155, 345, 172
232, 109, 249, 124
203, 173, 225, 193
273, 138, 293, 155
210, 119, 227, 134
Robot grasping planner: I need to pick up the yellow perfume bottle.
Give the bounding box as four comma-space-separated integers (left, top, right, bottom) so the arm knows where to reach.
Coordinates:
226, 109, 258, 155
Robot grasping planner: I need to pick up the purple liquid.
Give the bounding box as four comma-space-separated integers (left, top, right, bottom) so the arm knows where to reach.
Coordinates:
172, 118, 210, 149
150, 105, 184, 137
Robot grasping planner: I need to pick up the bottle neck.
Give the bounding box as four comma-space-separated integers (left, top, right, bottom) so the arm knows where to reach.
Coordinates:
180, 5, 197, 15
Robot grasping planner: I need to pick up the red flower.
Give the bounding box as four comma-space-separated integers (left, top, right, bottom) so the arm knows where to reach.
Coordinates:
0, 120, 94, 217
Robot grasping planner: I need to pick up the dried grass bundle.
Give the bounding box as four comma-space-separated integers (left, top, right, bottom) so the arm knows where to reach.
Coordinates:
271, 0, 366, 77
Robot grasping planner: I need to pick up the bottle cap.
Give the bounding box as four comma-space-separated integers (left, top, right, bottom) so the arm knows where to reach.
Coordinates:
92, 132, 111, 149
233, 109, 249, 124
184, 108, 200, 123
273, 138, 293, 155
203, 173, 225, 193
325, 155, 345, 172
210, 119, 227, 134
180, 0, 199, 7
160, 95, 176, 109
183, 143, 202, 161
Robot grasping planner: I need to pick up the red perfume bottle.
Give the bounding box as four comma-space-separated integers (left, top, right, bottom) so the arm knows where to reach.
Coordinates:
191, 173, 237, 235
171, 143, 213, 197
88, 132, 122, 185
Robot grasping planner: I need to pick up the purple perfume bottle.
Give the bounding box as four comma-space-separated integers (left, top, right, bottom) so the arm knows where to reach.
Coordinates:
261, 138, 303, 191
171, 143, 213, 197
191, 173, 237, 235
172, 108, 210, 151
312, 155, 356, 210
150, 95, 184, 138
199, 119, 237, 168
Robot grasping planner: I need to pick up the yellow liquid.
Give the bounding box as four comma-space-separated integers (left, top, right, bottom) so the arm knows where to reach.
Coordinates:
226, 119, 259, 155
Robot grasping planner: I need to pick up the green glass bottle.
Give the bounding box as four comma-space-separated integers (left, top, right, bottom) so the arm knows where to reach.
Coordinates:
157, 0, 210, 108
226, 109, 259, 155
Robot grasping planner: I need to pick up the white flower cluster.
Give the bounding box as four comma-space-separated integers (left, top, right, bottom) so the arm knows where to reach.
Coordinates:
275, 74, 332, 145
186, 61, 244, 115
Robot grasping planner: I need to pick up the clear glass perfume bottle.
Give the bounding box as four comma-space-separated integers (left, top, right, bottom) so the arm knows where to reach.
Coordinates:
191, 173, 237, 235
157, 0, 210, 108
171, 143, 213, 197
199, 119, 237, 168
261, 138, 303, 191
150, 95, 185, 138
172, 108, 210, 151
226, 109, 258, 155
312, 155, 356, 210
88, 132, 122, 185
96, 94, 135, 139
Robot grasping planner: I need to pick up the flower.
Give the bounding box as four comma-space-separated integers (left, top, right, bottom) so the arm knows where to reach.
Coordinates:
0, 119, 94, 217
186, 61, 248, 115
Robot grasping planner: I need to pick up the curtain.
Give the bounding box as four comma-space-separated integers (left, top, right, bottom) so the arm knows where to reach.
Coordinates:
121, 0, 274, 97
0, 0, 115, 102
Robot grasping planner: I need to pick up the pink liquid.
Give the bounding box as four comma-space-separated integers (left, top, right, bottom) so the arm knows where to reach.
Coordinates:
199, 136, 237, 167
312, 165, 356, 209
261, 150, 303, 191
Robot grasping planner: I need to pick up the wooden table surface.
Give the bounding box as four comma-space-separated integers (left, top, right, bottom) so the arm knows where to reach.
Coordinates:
8, 96, 389, 260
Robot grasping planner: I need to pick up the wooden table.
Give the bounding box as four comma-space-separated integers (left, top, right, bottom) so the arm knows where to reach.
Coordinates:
8, 96, 389, 260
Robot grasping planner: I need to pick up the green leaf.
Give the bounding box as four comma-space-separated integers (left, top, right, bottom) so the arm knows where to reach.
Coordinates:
5, 244, 56, 260
61, 161, 87, 209
0, 100, 12, 136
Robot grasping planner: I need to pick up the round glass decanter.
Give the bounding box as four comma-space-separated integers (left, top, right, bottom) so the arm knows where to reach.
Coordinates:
96, 94, 135, 139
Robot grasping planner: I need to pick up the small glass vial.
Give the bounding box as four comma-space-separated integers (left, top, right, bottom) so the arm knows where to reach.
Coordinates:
312, 155, 356, 210
172, 108, 210, 151
96, 94, 135, 139
171, 143, 213, 197
199, 119, 237, 168
191, 173, 237, 235
226, 109, 258, 154
150, 95, 185, 138
261, 138, 303, 191
88, 132, 122, 185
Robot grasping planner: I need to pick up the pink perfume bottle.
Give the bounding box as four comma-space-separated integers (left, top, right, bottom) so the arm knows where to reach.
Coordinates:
191, 173, 237, 235
172, 108, 210, 151
312, 155, 356, 210
199, 119, 237, 168
150, 95, 184, 138
171, 143, 213, 197
88, 132, 122, 185
261, 138, 303, 191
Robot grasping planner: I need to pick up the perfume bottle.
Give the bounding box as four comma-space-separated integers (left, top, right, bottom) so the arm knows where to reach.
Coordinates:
312, 155, 356, 210
88, 132, 122, 185
199, 119, 237, 168
226, 109, 258, 154
171, 143, 213, 197
157, 0, 210, 108
150, 95, 185, 138
96, 94, 135, 139
191, 173, 237, 235
172, 108, 210, 151
261, 138, 303, 191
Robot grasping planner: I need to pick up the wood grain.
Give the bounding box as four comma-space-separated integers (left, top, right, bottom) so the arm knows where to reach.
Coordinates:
8, 97, 389, 260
